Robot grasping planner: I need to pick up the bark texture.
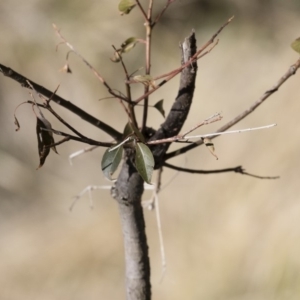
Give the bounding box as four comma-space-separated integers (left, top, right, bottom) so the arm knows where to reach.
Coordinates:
113, 151, 151, 300
112, 31, 197, 300
150, 31, 198, 168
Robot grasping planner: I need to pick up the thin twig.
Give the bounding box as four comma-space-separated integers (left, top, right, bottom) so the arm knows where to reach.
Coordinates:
53, 24, 109, 89
149, 39, 218, 83
26, 98, 92, 141
164, 57, 300, 161
46, 128, 113, 147
192, 16, 234, 60
27, 87, 115, 149
53, 24, 130, 106
164, 162, 245, 174
46, 136, 71, 148
164, 162, 279, 179
241, 171, 279, 180
184, 123, 277, 140
141, 0, 154, 132
126, 38, 218, 85
181, 113, 222, 137
152, 0, 175, 27
146, 113, 223, 145
45, 104, 90, 139
111, 45, 138, 127
70, 185, 112, 211
148, 123, 275, 148
133, 16, 234, 104
135, 0, 148, 21
109, 136, 134, 152
0, 64, 122, 141
154, 179, 166, 283
142, 168, 167, 281
69, 146, 99, 166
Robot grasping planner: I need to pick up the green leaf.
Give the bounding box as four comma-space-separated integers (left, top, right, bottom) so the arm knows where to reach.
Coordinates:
101, 146, 123, 180
153, 99, 165, 118
118, 0, 136, 15
110, 38, 138, 63
291, 37, 300, 54
123, 122, 145, 143
135, 143, 154, 184
121, 37, 138, 53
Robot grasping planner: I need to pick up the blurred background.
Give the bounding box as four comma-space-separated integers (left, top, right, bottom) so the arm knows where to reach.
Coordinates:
1, 0, 300, 299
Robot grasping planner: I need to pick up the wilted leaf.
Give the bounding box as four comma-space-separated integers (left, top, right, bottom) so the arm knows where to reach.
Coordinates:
135, 143, 154, 184
121, 37, 138, 53
14, 114, 20, 131
118, 0, 136, 15
153, 99, 165, 118
101, 146, 123, 180
110, 38, 138, 63
110, 49, 122, 63
291, 37, 300, 54
13, 102, 28, 131
133, 75, 156, 88
123, 122, 145, 143
59, 62, 72, 73
202, 137, 218, 160
36, 116, 58, 169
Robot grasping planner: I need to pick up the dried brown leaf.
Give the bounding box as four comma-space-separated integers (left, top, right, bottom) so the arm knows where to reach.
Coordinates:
14, 115, 20, 131
36, 116, 58, 169
202, 137, 218, 160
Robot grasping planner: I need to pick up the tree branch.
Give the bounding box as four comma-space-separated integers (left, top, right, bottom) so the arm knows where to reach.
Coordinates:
163, 162, 279, 179
164, 57, 300, 161
152, 0, 175, 27
149, 31, 198, 168
113, 150, 151, 300
0, 64, 122, 141
132, 16, 233, 105
141, 0, 154, 133
46, 128, 113, 147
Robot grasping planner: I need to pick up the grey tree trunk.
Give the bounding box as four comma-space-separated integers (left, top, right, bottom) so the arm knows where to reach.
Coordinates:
112, 32, 197, 300
113, 151, 151, 300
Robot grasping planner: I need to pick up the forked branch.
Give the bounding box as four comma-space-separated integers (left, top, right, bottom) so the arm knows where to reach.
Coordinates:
164, 57, 300, 161
0, 64, 122, 141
